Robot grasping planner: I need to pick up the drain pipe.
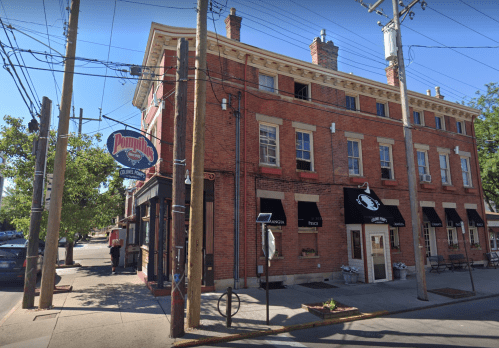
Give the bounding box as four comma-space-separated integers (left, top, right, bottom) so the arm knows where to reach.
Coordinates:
234, 92, 241, 289
244, 54, 248, 288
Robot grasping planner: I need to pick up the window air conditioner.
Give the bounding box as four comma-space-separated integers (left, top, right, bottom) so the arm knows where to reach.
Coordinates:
420, 174, 431, 183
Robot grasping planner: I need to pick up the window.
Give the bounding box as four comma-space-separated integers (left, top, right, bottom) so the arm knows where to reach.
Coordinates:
413, 111, 421, 125
417, 151, 429, 176
259, 73, 275, 93
390, 227, 400, 250
439, 154, 451, 184
352, 230, 362, 259
296, 131, 313, 171
435, 116, 443, 130
294, 82, 309, 100
456, 121, 463, 134
346, 96, 356, 111
348, 140, 362, 176
379, 144, 393, 179
461, 157, 471, 187
469, 221, 479, 246
259, 124, 278, 165
490, 231, 499, 251
376, 102, 386, 117
447, 219, 458, 247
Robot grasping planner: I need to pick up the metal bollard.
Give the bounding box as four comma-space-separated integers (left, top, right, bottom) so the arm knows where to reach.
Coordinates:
226, 286, 232, 327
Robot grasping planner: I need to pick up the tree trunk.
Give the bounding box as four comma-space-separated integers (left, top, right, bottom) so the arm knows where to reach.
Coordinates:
65, 241, 74, 265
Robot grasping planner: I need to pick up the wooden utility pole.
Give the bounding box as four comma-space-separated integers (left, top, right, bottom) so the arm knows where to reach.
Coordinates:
22, 97, 51, 309
390, 0, 428, 301
39, 0, 80, 309
187, 0, 208, 329
170, 38, 189, 338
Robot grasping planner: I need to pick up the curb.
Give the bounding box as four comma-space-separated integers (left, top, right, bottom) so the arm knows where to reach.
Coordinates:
0, 299, 22, 328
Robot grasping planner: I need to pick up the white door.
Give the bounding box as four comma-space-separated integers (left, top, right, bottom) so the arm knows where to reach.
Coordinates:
370, 234, 388, 282
423, 222, 437, 260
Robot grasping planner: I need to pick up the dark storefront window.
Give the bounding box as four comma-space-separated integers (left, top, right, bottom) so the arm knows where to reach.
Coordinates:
352, 230, 362, 259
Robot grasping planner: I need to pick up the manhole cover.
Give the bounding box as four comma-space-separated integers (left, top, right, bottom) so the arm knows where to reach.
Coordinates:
298, 282, 338, 289
34, 313, 57, 321
428, 288, 475, 299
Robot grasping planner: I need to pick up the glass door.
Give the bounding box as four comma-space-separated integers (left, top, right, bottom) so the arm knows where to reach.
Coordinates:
371, 235, 387, 281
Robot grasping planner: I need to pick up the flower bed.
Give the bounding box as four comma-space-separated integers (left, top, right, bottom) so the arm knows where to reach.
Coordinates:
302, 301, 360, 320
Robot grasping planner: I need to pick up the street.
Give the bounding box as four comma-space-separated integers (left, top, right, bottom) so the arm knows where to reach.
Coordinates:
201, 296, 499, 348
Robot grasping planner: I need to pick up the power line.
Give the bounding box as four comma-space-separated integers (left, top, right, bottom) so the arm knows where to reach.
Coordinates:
458, 0, 499, 25
42, 0, 62, 113
100, 0, 118, 118
117, 0, 196, 10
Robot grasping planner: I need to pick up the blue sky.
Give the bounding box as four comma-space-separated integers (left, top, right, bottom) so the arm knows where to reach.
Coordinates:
0, 0, 497, 153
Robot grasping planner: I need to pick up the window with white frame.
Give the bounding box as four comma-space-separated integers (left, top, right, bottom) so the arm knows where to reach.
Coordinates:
435, 116, 443, 130
346, 95, 356, 111
296, 131, 313, 171
469, 221, 479, 247
376, 102, 387, 117
379, 144, 393, 179
413, 111, 422, 125
439, 153, 451, 184
390, 227, 400, 249
417, 150, 429, 176
447, 219, 458, 247
461, 157, 471, 187
348, 139, 362, 176
259, 73, 275, 93
456, 121, 464, 134
259, 123, 278, 166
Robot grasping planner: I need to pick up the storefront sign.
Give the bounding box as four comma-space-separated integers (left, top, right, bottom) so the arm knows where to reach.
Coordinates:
107, 129, 158, 169
119, 168, 146, 181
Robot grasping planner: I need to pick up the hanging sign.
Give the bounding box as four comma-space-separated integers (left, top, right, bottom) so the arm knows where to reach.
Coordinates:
107, 129, 158, 169
119, 168, 146, 181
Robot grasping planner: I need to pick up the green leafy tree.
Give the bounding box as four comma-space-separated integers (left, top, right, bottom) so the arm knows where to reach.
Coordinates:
0, 115, 125, 263
468, 83, 499, 211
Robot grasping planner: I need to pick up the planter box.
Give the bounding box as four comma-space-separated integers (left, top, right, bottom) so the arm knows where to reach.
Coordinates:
342, 271, 359, 284
302, 302, 360, 320
393, 268, 408, 280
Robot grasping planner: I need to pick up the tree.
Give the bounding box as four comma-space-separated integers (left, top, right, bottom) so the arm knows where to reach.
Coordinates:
468, 83, 499, 211
0, 115, 125, 264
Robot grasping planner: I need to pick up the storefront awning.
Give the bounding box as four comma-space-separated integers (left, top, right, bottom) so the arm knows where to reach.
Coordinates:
467, 209, 485, 227
260, 198, 287, 226
385, 205, 406, 227
445, 208, 463, 227
343, 188, 394, 225
422, 207, 443, 227
298, 201, 322, 227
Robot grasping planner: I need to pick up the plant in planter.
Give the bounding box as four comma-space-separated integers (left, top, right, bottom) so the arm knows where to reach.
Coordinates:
471, 243, 481, 249
340, 265, 360, 284
393, 262, 408, 280
391, 245, 401, 251
302, 248, 316, 257
322, 298, 337, 311
448, 244, 459, 250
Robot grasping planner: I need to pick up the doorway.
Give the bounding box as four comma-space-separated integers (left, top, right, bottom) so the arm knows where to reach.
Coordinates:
370, 234, 388, 281
423, 222, 437, 261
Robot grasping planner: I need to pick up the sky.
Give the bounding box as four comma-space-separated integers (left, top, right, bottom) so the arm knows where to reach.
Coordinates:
0, 0, 497, 173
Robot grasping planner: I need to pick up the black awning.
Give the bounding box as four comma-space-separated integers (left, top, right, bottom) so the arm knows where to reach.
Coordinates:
385, 205, 406, 227
298, 201, 322, 227
467, 209, 485, 227
445, 208, 463, 227
343, 188, 394, 225
422, 207, 443, 227
260, 198, 287, 226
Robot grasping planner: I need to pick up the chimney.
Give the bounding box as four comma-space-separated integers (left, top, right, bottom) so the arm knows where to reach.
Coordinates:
385, 62, 399, 87
435, 86, 444, 99
309, 29, 339, 71
224, 8, 242, 41
426, 89, 431, 96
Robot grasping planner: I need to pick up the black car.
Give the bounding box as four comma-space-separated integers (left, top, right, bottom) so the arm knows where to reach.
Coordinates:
0, 240, 44, 283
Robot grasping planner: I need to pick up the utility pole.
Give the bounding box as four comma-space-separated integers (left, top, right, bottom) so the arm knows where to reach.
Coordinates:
170, 38, 188, 339
187, 0, 208, 329
39, 0, 80, 309
363, 0, 428, 301
22, 96, 51, 309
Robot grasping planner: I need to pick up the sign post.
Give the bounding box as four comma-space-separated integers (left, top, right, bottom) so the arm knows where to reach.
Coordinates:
256, 213, 272, 325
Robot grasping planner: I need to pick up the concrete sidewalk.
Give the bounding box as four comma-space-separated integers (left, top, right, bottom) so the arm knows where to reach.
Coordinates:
1, 237, 499, 348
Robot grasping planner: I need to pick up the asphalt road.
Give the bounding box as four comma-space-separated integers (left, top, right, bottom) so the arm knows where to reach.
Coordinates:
200, 296, 499, 348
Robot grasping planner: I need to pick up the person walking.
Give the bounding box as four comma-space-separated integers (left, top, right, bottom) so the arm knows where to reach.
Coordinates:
110, 239, 121, 274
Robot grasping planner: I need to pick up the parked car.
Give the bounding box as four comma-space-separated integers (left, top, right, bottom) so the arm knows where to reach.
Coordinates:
0, 240, 44, 283
0, 232, 7, 241
58, 237, 77, 247
15, 231, 23, 239
6, 231, 14, 239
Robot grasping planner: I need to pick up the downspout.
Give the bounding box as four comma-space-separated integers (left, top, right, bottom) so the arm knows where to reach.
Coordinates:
244, 54, 248, 288
234, 93, 241, 289
471, 115, 490, 253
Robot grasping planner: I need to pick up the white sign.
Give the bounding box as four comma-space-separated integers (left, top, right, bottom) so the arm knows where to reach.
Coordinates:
356, 194, 380, 211
262, 228, 275, 260
44, 173, 53, 210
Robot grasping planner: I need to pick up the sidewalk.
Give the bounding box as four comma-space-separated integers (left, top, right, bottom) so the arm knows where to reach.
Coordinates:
1, 237, 499, 348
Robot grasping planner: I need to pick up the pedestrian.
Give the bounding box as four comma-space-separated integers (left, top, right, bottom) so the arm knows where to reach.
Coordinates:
110, 239, 121, 274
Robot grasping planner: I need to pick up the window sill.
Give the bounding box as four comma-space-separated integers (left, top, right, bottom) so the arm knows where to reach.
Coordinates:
471, 247, 482, 251
442, 185, 456, 191
298, 229, 318, 234
298, 171, 318, 179
465, 187, 477, 194
420, 183, 436, 190
260, 166, 282, 176
391, 251, 402, 255
299, 255, 319, 259
382, 180, 398, 186
259, 256, 284, 260
349, 176, 366, 184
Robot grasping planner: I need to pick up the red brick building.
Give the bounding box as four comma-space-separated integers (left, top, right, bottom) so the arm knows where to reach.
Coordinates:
130, 9, 487, 290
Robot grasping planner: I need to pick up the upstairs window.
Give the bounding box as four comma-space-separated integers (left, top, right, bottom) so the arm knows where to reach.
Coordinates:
413, 111, 421, 125
259, 124, 278, 166
461, 157, 471, 187
439, 154, 451, 184
379, 145, 393, 179
346, 96, 356, 111
296, 131, 313, 171
376, 102, 386, 117
456, 121, 463, 134
294, 82, 309, 100
417, 150, 429, 176
259, 74, 275, 93
435, 116, 443, 130
348, 140, 362, 176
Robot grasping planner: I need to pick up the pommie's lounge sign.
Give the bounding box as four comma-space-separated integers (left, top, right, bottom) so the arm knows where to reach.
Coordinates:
107, 130, 158, 170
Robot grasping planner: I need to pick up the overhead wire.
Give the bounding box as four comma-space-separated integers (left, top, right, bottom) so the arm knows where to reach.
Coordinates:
458, 0, 499, 25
